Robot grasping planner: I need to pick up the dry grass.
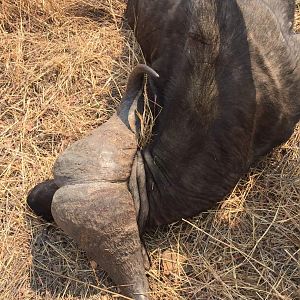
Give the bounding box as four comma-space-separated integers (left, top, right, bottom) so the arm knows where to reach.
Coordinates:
0, 1, 299, 299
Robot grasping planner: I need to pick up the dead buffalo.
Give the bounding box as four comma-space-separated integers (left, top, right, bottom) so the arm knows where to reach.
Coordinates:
27, 0, 300, 299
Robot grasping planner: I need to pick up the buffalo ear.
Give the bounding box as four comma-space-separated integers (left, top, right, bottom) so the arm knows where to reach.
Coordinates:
117, 64, 159, 134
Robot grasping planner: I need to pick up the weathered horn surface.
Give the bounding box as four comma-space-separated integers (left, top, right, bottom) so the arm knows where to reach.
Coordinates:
52, 182, 149, 299
53, 114, 137, 186
51, 114, 149, 299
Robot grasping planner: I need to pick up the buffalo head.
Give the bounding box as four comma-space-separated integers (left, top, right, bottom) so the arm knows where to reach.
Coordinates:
27, 0, 300, 299
28, 64, 159, 299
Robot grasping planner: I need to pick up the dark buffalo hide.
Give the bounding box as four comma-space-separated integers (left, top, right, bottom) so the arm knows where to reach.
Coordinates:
126, 0, 300, 228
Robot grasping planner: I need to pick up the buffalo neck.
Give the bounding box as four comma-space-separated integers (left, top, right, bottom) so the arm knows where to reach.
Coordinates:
140, 1, 256, 228
138, 1, 300, 229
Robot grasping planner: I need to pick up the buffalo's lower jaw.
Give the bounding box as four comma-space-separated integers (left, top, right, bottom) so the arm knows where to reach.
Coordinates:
51, 181, 150, 299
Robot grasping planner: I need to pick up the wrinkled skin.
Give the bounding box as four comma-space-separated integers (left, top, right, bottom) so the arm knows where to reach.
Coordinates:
126, 0, 300, 227
27, 0, 300, 299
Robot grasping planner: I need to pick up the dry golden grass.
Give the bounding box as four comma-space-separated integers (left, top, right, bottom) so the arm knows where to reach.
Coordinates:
0, 1, 299, 299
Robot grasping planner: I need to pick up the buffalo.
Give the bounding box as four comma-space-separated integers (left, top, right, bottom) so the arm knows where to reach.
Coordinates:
27, 0, 300, 299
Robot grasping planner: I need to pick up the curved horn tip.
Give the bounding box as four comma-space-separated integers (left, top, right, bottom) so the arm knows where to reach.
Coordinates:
135, 64, 160, 78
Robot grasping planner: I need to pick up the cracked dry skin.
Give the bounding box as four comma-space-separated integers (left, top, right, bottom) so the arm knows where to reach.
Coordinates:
51, 114, 150, 299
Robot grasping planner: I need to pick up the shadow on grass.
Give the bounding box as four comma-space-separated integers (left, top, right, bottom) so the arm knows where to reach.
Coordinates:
29, 221, 117, 298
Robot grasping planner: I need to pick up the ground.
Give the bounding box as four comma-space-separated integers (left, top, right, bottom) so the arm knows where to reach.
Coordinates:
0, 1, 299, 299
